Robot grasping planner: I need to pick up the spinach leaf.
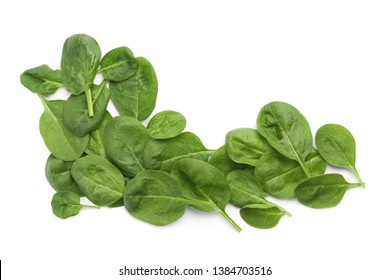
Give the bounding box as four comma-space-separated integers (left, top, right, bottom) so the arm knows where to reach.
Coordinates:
71, 154, 125, 206
20, 64, 63, 95
257, 101, 313, 176
85, 111, 112, 158
171, 158, 241, 232
226, 128, 272, 166
63, 81, 111, 136
61, 34, 101, 117
51, 191, 99, 219
226, 170, 267, 207
254, 149, 326, 198
124, 170, 187, 226
38, 96, 89, 161
147, 110, 186, 139
315, 124, 365, 187
103, 116, 151, 177
208, 145, 253, 176
110, 57, 158, 121
240, 203, 287, 229
99, 47, 139, 82
143, 132, 213, 172
295, 173, 361, 208
45, 154, 84, 196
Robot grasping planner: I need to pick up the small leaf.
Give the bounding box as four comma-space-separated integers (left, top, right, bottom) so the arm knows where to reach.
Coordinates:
240, 203, 286, 229
51, 192, 99, 219
147, 110, 186, 139
20, 64, 62, 95
100, 47, 139, 82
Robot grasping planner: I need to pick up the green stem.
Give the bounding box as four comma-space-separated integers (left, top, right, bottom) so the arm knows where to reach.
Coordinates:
81, 204, 100, 209
348, 183, 363, 190
351, 166, 365, 189
298, 159, 312, 178
219, 210, 242, 232
86, 88, 94, 117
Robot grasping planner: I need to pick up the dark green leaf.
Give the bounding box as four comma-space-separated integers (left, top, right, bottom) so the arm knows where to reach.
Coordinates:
240, 203, 286, 229
51, 191, 99, 219
99, 47, 138, 82
257, 101, 313, 176
45, 154, 83, 196
295, 174, 361, 208
20, 64, 62, 95
315, 124, 364, 186
103, 116, 151, 177
226, 128, 272, 166
124, 170, 187, 226
171, 158, 241, 231
110, 57, 158, 121
147, 110, 186, 139
254, 149, 326, 198
143, 132, 213, 172
71, 154, 125, 206
63, 81, 111, 136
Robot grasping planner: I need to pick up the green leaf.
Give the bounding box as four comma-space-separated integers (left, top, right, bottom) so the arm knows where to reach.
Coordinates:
226, 170, 267, 208
63, 81, 111, 136
208, 145, 253, 176
226, 128, 272, 166
20, 64, 62, 95
143, 132, 213, 172
38, 96, 89, 161
240, 203, 286, 229
85, 111, 112, 158
124, 170, 187, 226
257, 101, 313, 176
315, 124, 364, 187
103, 116, 151, 177
61, 34, 101, 95
71, 154, 125, 206
254, 149, 326, 198
147, 110, 186, 139
99, 47, 139, 82
51, 191, 99, 219
295, 173, 361, 208
171, 158, 241, 232
110, 57, 158, 121
45, 154, 84, 196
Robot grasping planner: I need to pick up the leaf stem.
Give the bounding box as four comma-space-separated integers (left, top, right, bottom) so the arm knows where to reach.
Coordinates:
348, 183, 363, 190
298, 159, 312, 178
86, 88, 94, 117
219, 210, 242, 232
351, 166, 365, 189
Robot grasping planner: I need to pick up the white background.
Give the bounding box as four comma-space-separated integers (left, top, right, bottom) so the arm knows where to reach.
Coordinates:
1, 0, 389, 279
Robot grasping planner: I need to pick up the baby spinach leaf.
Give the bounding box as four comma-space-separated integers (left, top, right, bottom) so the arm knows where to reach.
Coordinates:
63, 81, 111, 136
38, 96, 89, 161
103, 116, 151, 177
257, 101, 313, 176
99, 47, 139, 82
295, 173, 361, 208
208, 145, 253, 176
20, 64, 63, 95
171, 158, 242, 232
254, 149, 326, 198
147, 110, 186, 139
124, 170, 187, 226
226, 170, 267, 207
51, 191, 99, 219
143, 132, 213, 172
85, 111, 112, 158
110, 57, 158, 121
240, 203, 287, 229
315, 124, 365, 187
71, 154, 125, 206
61, 34, 101, 117
226, 128, 272, 166
45, 154, 84, 196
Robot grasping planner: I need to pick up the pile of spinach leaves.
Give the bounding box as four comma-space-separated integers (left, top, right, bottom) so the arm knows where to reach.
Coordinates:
21, 34, 364, 231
